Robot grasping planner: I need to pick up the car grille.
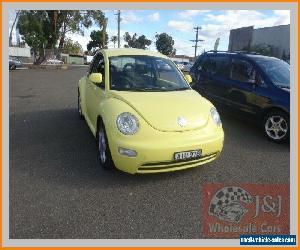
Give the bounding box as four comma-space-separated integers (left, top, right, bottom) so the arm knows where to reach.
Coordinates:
137, 152, 218, 173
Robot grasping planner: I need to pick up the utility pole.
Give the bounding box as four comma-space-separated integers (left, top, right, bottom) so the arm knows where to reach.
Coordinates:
190, 26, 204, 59
115, 10, 121, 48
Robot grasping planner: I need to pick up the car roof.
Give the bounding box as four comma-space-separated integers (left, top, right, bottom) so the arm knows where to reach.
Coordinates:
246, 54, 281, 61
99, 48, 169, 59
202, 51, 279, 61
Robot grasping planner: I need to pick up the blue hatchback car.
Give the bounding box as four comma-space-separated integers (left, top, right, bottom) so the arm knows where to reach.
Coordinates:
190, 51, 290, 143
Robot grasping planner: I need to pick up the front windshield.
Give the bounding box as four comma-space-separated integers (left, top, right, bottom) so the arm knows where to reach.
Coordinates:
252, 57, 290, 88
109, 55, 190, 91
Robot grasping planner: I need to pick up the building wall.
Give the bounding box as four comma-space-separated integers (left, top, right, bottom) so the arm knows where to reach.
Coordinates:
9, 46, 31, 58
67, 56, 84, 65
228, 26, 254, 52
251, 24, 290, 58
228, 24, 290, 59
61, 54, 84, 64
169, 57, 190, 63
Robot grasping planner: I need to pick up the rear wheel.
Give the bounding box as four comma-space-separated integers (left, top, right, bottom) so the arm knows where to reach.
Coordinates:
96, 121, 114, 170
263, 110, 289, 143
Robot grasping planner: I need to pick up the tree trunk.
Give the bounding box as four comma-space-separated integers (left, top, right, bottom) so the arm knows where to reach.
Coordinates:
102, 18, 108, 48
59, 23, 67, 49
9, 10, 20, 46
34, 48, 45, 65
57, 22, 67, 60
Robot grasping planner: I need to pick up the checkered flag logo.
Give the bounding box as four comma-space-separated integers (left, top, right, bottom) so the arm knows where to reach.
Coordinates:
208, 186, 253, 223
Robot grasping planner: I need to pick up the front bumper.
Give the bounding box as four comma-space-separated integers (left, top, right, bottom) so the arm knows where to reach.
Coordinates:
108, 127, 224, 174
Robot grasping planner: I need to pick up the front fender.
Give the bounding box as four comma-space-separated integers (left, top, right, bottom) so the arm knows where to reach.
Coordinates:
99, 97, 145, 138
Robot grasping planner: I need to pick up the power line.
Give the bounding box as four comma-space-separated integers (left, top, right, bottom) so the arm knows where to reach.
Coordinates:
190, 26, 204, 58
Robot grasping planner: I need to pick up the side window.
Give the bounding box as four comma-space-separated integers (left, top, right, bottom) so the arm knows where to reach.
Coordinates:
93, 54, 105, 84
210, 56, 230, 77
200, 56, 230, 77
230, 59, 256, 83
256, 73, 266, 86
200, 57, 212, 73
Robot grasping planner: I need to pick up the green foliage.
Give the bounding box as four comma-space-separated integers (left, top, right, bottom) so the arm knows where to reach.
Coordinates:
17, 10, 61, 63
248, 44, 279, 57
123, 32, 151, 49
58, 11, 93, 48
17, 11, 59, 50
155, 33, 176, 56
87, 30, 108, 51
86, 10, 105, 29
17, 10, 106, 63
62, 38, 83, 55
110, 35, 118, 48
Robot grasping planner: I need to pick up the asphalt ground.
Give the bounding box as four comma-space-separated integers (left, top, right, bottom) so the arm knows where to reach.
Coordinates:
9, 67, 289, 239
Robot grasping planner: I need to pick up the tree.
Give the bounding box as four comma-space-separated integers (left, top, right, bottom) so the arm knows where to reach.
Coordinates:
87, 30, 108, 51
17, 10, 61, 64
155, 33, 176, 56
9, 10, 20, 46
87, 10, 106, 48
17, 10, 106, 63
111, 35, 118, 48
58, 10, 95, 49
248, 44, 279, 58
62, 38, 83, 55
123, 32, 151, 49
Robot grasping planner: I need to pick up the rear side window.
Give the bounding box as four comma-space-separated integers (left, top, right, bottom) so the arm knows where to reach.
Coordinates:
199, 56, 230, 77
230, 59, 256, 83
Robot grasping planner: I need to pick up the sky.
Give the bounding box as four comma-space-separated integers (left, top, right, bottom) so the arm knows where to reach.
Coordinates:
9, 9, 290, 57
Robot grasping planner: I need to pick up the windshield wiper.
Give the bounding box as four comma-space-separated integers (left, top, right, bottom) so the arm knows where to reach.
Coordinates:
113, 87, 190, 92
140, 87, 170, 92
114, 87, 166, 92
171, 87, 190, 91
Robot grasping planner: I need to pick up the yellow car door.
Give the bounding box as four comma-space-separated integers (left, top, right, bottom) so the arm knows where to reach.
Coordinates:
86, 53, 106, 131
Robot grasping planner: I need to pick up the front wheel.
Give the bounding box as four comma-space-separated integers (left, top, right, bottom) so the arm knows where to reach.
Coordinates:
96, 121, 114, 170
10, 64, 16, 70
263, 111, 289, 143
78, 89, 84, 120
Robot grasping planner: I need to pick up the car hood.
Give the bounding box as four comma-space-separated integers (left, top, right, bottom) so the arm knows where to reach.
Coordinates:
109, 90, 212, 132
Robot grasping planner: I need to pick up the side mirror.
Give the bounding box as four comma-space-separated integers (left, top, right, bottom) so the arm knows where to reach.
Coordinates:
184, 74, 193, 84
89, 73, 103, 85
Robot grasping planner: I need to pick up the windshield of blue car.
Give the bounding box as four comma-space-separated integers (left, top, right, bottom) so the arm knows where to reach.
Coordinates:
109, 55, 190, 91
252, 56, 290, 88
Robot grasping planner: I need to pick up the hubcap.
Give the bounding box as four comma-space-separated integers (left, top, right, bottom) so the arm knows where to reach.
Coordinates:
98, 128, 107, 164
265, 115, 288, 140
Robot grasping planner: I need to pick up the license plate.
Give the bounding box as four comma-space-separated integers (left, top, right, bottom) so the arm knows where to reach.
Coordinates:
174, 150, 202, 161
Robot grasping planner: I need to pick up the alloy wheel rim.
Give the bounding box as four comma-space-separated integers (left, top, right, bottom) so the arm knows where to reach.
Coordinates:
265, 115, 288, 140
98, 128, 107, 164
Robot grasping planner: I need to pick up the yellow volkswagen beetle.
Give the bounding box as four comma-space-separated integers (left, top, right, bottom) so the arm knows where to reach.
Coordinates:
78, 49, 224, 174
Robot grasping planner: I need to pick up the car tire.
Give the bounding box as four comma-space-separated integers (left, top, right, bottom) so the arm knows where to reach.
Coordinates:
96, 121, 114, 170
10, 64, 16, 70
78, 89, 84, 120
263, 110, 289, 143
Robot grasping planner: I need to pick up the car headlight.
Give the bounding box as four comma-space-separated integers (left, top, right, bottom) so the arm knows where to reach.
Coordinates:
116, 112, 139, 135
210, 107, 222, 126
